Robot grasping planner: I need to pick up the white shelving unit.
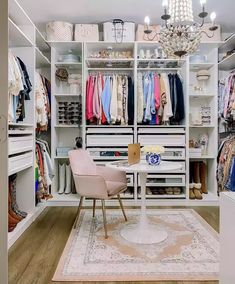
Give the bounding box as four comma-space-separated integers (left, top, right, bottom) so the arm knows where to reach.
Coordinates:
45, 41, 220, 206
7, 0, 52, 249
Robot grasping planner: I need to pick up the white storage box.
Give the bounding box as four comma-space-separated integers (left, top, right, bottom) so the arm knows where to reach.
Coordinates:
56, 147, 73, 157
46, 21, 73, 41
9, 152, 33, 175
103, 21, 135, 42
9, 136, 33, 155
75, 24, 99, 41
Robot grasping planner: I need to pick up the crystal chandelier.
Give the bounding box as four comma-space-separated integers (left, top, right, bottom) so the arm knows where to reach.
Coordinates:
144, 0, 218, 57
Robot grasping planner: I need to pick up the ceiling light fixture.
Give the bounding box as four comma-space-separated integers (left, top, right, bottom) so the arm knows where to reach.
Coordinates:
144, 0, 218, 57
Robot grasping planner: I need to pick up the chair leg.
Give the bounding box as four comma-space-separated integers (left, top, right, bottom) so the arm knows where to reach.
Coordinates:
73, 196, 84, 229
117, 194, 127, 221
92, 199, 96, 218
101, 200, 108, 239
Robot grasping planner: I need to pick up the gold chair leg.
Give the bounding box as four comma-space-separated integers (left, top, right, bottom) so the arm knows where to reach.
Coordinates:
73, 196, 84, 229
117, 194, 127, 221
101, 200, 108, 239
92, 199, 96, 218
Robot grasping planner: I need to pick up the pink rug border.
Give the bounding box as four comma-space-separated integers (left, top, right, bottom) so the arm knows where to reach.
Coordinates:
52, 209, 219, 282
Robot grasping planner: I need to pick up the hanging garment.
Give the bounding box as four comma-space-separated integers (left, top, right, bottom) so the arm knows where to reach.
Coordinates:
86, 73, 133, 125
137, 73, 144, 123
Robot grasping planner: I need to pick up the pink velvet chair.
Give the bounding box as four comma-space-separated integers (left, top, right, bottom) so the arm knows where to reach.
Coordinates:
69, 149, 128, 238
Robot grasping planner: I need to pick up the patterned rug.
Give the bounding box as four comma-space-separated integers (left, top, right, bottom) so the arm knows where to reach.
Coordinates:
53, 209, 219, 282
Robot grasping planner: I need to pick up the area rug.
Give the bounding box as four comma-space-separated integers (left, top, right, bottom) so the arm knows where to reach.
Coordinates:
53, 209, 219, 282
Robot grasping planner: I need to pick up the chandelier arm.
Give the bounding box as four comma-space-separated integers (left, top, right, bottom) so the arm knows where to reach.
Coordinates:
144, 31, 161, 41
199, 17, 205, 28
201, 30, 215, 39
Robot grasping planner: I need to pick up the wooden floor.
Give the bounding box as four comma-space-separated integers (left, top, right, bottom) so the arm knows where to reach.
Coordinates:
9, 206, 220, 284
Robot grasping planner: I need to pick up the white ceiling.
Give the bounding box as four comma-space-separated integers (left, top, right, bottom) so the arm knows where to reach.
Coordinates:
19, 0, 235, 34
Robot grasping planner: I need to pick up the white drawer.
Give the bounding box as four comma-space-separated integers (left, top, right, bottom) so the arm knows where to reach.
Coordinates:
87, 134, 133, 147
138, 134, 185, 147
138, 174, 185, 187
138, 127, 185, 134
9, 136, 33, 155
9, 152, 33, 175
140, 148, 185, 161
89, 147, 128, 160
86, 127, 133, 134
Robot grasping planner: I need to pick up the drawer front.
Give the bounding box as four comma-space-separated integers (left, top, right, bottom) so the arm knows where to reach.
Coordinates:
89, 147, 128, 160
87, 134, 133, 147
9, 136, 33, 155
138, 134, 185, 147
138, 174, 185, 187
138, 127, 185, 134
140, 148, 185, 161
9, 152, 33, 175
86, 127, 133, 134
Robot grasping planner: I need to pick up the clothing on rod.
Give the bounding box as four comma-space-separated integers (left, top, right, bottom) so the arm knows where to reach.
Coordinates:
86, 73, 134, 125
8, 50, 32, 123
35, 72, 51, 132
217, 135, 235, 193
137, 72, 185, 125
35, 139, 54, 204
218, 73, 235, 132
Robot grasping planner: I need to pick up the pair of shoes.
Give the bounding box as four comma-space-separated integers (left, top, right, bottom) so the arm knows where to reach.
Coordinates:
189, 183, 203, 200
8, 175, 28, 232
58, 163, 72, 194
189, 161, 208, 197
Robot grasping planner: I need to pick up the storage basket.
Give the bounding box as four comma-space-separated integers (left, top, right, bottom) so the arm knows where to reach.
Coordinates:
75, 24, 99, 41
103, 20, 135, 42
46, 21, 73, 41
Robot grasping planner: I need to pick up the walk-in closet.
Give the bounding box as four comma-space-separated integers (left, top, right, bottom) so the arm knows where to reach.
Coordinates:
0, 0, 235, 283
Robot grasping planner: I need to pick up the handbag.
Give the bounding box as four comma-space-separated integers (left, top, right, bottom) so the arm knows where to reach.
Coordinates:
103, 19, 135, 43
136, 24, 161, 41
46, 21, 73, 41
74, 24, 99, 42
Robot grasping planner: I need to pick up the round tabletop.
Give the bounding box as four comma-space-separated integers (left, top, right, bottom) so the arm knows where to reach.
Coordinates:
106, 160, 182, 173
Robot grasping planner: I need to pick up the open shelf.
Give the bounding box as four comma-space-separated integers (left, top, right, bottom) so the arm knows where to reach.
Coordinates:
189, 155, 216, 160
189, 125, 215, 128
137, 58, 185, 69
9, 123, 34, 127
139, 193, 186, 199
54, 156, 69, 159
218, 53, 235, 71
54, 94, 81, 97
8, 18, 33, 47
35, 27, 50, 52
86, 58, 134, 68
8, 162, 33, 176
189, 62, 215, 71
54, 125, 80, 128
219, 34, 235, 53
35, 47, 51, 68
189, 94, 215, 99
55, 62, 82, 70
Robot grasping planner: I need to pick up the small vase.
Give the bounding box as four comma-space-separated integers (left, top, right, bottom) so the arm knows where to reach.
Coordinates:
146, 152, 161, 166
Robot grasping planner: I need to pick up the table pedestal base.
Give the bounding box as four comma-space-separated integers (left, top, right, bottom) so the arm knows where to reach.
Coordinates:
120, 221, 168, 244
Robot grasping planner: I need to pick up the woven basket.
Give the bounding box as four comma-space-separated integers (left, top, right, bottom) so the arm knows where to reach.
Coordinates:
46, 21, 73, 41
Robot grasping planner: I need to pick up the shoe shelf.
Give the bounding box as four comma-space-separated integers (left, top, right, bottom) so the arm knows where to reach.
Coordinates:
35, 47, 51, 68
219, 33, 235, 53
139, 194, 186, 199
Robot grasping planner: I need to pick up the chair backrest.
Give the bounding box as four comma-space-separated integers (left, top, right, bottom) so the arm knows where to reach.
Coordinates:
69, 149, 96, 176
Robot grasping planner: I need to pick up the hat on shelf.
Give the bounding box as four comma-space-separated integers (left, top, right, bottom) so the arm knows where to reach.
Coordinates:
196, 70, 210, 81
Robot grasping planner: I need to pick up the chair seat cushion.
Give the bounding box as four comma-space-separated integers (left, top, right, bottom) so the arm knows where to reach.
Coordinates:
106, 181, 126, 196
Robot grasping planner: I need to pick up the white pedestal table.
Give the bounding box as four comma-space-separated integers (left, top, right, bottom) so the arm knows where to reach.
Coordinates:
106, 160, 182, 244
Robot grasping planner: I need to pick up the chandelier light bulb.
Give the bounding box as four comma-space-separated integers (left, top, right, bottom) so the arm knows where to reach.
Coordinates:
144, 16, 150, 26
210, 12, 216, 22
200, 0, 207, 6
162, 0, 169, 8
